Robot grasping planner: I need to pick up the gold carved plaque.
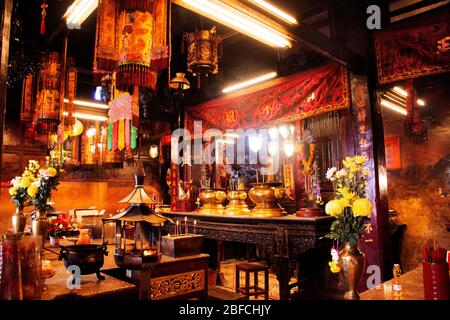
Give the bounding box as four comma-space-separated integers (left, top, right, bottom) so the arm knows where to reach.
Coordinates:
150, 269, 205, 300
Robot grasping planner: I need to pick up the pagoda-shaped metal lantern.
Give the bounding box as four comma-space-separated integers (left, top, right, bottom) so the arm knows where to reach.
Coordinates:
102, 160, 170, 269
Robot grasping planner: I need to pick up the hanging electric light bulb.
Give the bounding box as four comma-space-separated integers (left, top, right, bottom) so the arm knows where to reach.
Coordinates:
284, 140, 294, 157
249, 135, 262, 153
278, 125, 289, 139
86, 125, 96, 138
268, 127, 278, 140
149, 144, 159, 159
268, 140, 278, 156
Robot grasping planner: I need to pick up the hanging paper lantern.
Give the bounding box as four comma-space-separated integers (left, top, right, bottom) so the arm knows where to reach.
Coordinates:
116, 1, 156, 91
183, 27, 222, 87
35, 52, 61, 134
69, 119, 84, 137
107, 92, 138, 151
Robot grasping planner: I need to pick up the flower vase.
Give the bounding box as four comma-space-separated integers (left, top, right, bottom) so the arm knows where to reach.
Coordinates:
31, 208, 48, 248
49, 236, 60, 247
11, 205, 26, 234
339, 242, 365, 300
423, 261, 450, 300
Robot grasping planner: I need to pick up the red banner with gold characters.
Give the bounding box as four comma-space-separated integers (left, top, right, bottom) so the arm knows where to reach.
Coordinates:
21, 74, 34, 122
185, 62, 349, 130
374, 19, 450, 84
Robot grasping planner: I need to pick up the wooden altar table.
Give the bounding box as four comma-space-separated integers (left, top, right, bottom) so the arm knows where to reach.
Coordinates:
163, 211, 333, 300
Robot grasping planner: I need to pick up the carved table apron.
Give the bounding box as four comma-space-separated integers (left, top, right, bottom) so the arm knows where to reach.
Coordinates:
163, 212, 333, 300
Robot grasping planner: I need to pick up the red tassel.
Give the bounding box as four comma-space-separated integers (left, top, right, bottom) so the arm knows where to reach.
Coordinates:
40, 16, 45, 35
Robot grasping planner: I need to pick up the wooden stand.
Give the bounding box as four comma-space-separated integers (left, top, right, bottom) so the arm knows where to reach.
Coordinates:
295, 207, 325, 218
161, 234, 203, 258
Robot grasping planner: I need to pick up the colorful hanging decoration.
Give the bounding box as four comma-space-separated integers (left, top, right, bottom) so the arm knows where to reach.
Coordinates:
21, 74, 34, 122
183, 27, 222, 87
64, 66, 77, 127
107, 92, 138, 151
40, 1, 48, 36
116, 3, 156, 90
150, 0, 169, 70
93, 0, 119, 81
35, 52, 61, 134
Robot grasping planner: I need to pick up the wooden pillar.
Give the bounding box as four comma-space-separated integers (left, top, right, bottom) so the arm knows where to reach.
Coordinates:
0, 0, 13, 180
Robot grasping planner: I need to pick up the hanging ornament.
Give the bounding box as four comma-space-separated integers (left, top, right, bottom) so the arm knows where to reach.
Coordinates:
64, 66, 77, 128
183, 26, 222, 88
107, 92, 138, 151
116, 2, 156, 91
35, 52, 61, 134
93, 0, 118, 83
40, 1, 48, 36
69, 119, 84, 137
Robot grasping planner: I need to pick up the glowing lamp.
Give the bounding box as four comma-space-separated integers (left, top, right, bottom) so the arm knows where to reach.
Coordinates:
284, 140, 294, 157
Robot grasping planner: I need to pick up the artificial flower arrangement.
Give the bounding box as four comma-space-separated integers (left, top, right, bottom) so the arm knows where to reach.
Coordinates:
9, 160, 41, 208
324, 154, 373, 273
47, 214, 78, 239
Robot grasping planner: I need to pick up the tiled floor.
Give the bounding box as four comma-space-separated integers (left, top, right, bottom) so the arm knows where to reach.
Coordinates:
216, 259, 298, 300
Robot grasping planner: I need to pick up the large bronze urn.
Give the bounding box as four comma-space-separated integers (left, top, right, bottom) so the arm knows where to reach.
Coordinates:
248, 182, 287, 217
198, 188, 226, 215
225, 190, 250, 216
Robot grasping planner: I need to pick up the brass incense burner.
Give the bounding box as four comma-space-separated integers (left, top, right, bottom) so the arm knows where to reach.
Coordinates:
198, 188, 226, 214
225, 190, 251, 216
248, 182, 287, 217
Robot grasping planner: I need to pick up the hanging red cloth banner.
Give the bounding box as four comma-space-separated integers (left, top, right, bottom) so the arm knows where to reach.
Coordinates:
35, 52, 61, 134
65, 66, 77, 127
93, 0, 119, 81
374, 18, 450, 84
116, 3, 156, 90
21, 74, 34, 122
405, 79, 426, 141
185, 62, 349, 131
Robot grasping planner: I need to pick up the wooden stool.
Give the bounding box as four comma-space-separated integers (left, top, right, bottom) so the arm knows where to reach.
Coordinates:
235, 262, 269, 300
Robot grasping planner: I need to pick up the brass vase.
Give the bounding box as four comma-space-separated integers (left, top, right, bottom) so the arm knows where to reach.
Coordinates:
11, 205, 26, 234
198, 188, 226, 214
225, 190, 251, 216
339, 242, 365, 300
248, 182, 286, 217
31, 208, 48, 248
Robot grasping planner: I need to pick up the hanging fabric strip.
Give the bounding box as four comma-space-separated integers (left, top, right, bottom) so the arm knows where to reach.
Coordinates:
131, 125, 137, 150
132, 86, 139, 127
150, 0, 169, 70
125, 119, 131, 151
107, 122, 113, 151
112, 121, 118, 151
118, 119, 125, 151
94, 0, 118, 78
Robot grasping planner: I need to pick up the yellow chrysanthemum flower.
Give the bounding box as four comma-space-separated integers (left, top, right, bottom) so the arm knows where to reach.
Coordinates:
325, 199, 344, 216
27, 185, 38, 197
352, 198, 372, 217
46, 167, 57, 177
339, 198, 351, 208
20, 177, 31, 188
9, 186, 18, 196
329, 261, 341, 273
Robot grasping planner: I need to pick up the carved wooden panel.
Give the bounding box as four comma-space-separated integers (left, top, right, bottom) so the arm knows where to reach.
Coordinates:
149, 269, 205, 300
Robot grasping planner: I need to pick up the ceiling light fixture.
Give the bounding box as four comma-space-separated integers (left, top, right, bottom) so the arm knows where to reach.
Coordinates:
73, 112, 108, 121
64, 98, 109, 109
380, 99, 407, 115
223, 72, 277, 93
247, 0, 298, 25
392, 86, 426, 106
182, 0, 292, 48
63, 0, 98, 30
